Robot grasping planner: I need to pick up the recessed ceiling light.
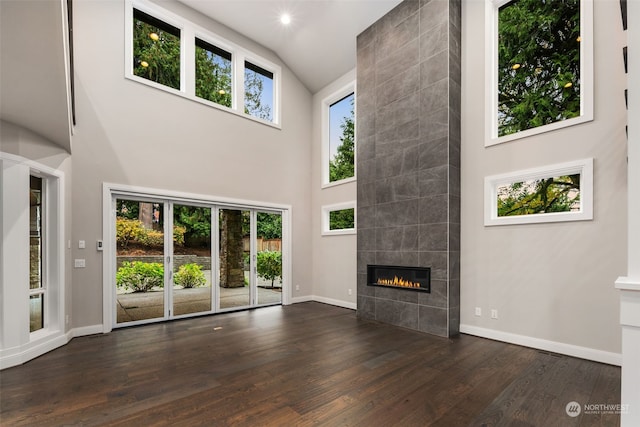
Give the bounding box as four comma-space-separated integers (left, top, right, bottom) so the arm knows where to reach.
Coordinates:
280, 13, 291, 25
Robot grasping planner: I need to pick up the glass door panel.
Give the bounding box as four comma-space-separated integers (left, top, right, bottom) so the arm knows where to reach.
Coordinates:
256, 211, 282, 306
172, 204, 212, 316
219, 208, 250, 309
115, 199, 165, 324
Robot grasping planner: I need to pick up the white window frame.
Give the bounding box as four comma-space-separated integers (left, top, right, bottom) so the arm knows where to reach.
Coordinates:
322, 201, 356, 236
193, 34, 236, 112
322, 82, 356, 188
485, 0, 594, 147
102, 182, 292, 332
484, 158, 593, 226
125, 0, 281, 127
0, 152, 65, 369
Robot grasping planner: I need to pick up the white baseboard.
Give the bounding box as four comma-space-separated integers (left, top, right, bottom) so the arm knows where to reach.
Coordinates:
460, 324, 622, 366
309, 295, 356, 310
0, 332, 68, 370
69, 324, 104, 338
290, 295, 314, 304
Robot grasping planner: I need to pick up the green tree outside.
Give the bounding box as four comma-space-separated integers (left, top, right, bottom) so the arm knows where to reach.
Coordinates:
329, 98, 355, 182
498, 0, 580, 137
497, 174, 580, 217
329, 208, 355, 230
133, 10, 181, 90
195, 40, 232, 107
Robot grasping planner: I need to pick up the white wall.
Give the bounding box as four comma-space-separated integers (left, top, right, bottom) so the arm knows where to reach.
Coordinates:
460, 0, 627, 362
310, 70, 357, 308
0, 121, 73, 368
70, 0, 313, 328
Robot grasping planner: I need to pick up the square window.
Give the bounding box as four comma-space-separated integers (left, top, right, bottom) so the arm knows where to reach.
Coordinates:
244, 61, 274, 122
195, 38, 232, 108
133, 8, 181, 90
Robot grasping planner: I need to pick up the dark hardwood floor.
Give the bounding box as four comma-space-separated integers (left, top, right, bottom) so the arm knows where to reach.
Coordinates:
0, 302, 620, 426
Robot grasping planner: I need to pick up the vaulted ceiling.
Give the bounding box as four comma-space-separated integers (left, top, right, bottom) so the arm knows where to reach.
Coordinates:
177, 0, 403, 93
0, 0, 401, 152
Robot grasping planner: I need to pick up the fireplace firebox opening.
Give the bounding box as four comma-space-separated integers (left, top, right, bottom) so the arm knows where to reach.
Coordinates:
367, 265, 431, 293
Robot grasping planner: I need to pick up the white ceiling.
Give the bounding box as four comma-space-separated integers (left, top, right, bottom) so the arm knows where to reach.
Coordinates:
178, 0, 403, 93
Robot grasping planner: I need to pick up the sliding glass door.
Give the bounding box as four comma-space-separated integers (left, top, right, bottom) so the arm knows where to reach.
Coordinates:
218, 208, 251, 310
112, 194, 285, 328
172, 204, 212, 316
115, 198, 166, 324
256, 211, 282, 306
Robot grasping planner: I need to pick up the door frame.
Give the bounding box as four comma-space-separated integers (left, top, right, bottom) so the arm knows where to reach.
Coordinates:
102, 183, 292, 333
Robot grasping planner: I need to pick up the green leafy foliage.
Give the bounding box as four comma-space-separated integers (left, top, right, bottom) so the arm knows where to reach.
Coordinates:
116, 218, 144, 250
116, 217, 185, 249
174, 206, 210, 245
116, 261, 164, 292
257, 212, 282, 240
256, 251, 282, 288
329, 208, 355, 230
136, 229, 164, 247
498, 0, 580, 136
133, 12, 181, 90
329, 98, 355, 182
244, 67, 272, 121
174, 263, 207, 288
195, 43, 232, 107
497, 174, 580, 216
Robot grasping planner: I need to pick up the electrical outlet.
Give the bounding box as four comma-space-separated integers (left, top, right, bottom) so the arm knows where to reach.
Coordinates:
78, 240, 85, 249
295, 285, 300, 291
348, 289, 352, 296
491, 309, 498, 319
74, 259, 85, 268
475, 307, 482, 316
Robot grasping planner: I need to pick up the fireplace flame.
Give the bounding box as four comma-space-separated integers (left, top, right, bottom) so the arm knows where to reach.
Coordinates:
377, 275, 420, 288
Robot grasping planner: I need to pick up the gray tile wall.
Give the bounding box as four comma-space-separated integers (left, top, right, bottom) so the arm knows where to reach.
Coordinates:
356, 0, 461, 337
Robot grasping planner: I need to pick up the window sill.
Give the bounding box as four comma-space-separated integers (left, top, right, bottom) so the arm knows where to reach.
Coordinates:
125, 73, 281, 130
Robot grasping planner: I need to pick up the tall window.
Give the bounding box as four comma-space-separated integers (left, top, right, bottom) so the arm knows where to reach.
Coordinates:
487, 0, 593, 145
132, 8, 181, 90
195, 38, 232, 108
244, 61, 274, 121
328, 93, 355, 183
29, 175, 45, 332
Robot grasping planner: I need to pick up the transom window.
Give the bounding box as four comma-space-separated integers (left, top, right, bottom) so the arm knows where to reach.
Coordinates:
126, 0, 281, 126
133, 9, 181, 90
486, 0, 593, 145
244, 61, 274, 121
195, 38, 232, 108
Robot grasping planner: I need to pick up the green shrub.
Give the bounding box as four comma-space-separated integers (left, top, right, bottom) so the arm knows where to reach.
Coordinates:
116, 217, 144, 249
136, 229, 164, 247
116, 261, 164, 292
173, 225, 186, 246
174, 263, 206, 288
256, 251, 282, 288
116, 217, 186, 249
